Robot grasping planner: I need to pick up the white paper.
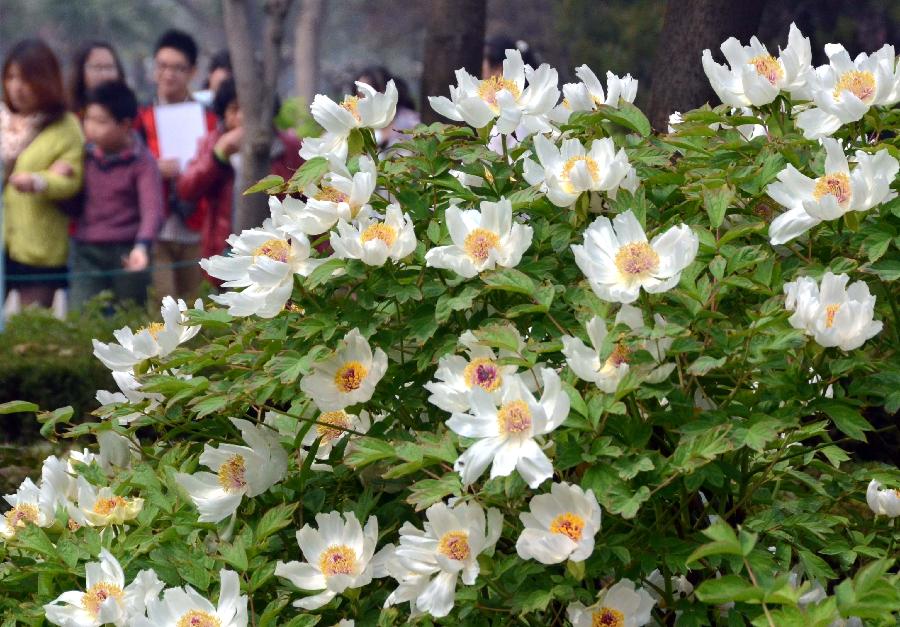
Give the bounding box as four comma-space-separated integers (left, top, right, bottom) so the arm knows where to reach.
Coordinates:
153, 102, 206, 170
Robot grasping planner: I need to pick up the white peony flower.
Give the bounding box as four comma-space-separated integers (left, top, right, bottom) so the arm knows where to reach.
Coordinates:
384, 500, 502, 618
200, 218, 324, 318
175, 418, 288, 523
866, 479, 900, 517
646, 569, 694, 608
783, 272, 882, 351
276, 511, 383, 610
767, 138, 899, 245
567, 579, 657, 627
67, 476, 143, 527
523, 134, 637, 207
95, 370, 163, 425
272, 156, 378, 236
135, 568, 247, 627
429, 49, 559, 136
299, 328, 388, 411
92, 296, 202, 372
572, 210, 698, 304
302, 409, 373, 462
424, 329, 524, 414
516, 481, 602, 564
796, 43, 900, 139
44, 549, 163, 627
69, 431, 140, 475
702, 22, 812, 107
561, 304, 672, 393
331, 204, 417, 266
0, 477, 59, 538
447, 368, 569, 488
300, 81, 398, 162
425, 197, 533, 278
551, 65, 638, 123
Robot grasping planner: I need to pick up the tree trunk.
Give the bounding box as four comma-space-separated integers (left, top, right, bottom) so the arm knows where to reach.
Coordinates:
646, 0, 767, 132
420, 0, 487, 124
293, 0, 324, 105
223, 0, 295, 233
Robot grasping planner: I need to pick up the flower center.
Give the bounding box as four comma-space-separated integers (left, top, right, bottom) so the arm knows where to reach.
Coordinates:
176, 610, 222, 627
748, 54, 784, 85
833, 70, 876, 103
334, 360, 368, 393
92, 496, 128, 516
477, 76, 521, 112
824, 303, 841, 328
592, 607, 625, 627
5, 503, 40, 530
614, 242, 659, 279
341, 95, 361, 122
253, 238, 290, 263
463, 228, 500, 263
217, 454, 247, 492
360, 223, 398, 247
438, 531, 471, 561
812, 172, 851, 207
314, 186, 350, 204
560, 156, 600, 192
604, 343, 630, 369
317, 410, 352, 443
140, 322, 166, 339
319, 544, 357, 577
497, 399, 533, 435
549, 512, 585, 542
463, 358, 503, 392
82, 582, 124, 618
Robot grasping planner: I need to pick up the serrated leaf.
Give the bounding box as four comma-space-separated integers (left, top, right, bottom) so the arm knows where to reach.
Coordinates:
407, 474, 462, 511
819, 401, 872, 441
702, 185, 734, 229
481, 268, 536, 295
256, 503, 298, 543
243, 174, 284, 195
286, 156, 329, 192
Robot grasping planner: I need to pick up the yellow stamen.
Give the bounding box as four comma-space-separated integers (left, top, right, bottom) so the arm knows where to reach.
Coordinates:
824, 303, 841, 328
253, 238, 290, 263
614, 242, 660, 279
5, 503, 40, 530
438, 531, 471, 561
748, 54, 784, 85
217, 454, 247, 492
604, 344, 630, 369
314, 186, 350, 204
463, 358, 503, 392
463, 228, 500, 263
139, 322, 166, 339
497, 400, 532, 435
560, 156, 600, 193
176, 610, 222, 627
360, 223, 398, 247
82, 582, 124, 618
341, 95, 361, 121
92, 496, 128, 516
812, 172, 851, 207
549, 512, 585, 542
833, 70, 876, 103
317, 410, 352, 443
319, 545, 357, 577
477, 76, 521, 112
334, 361, 367, 393
592, 607, 625, 627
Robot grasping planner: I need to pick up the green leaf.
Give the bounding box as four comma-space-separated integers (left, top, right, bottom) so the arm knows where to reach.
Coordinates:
702, 185, 734, 229
481, 267, 536, 295
473, 324, 522, 353
686, 520, 743, 564
866, 259, 900, 281
435, 286, 480, 323
243, 174, 284, 195
0, 400, 39, 414
407, 474, 462, 511
695, 575, 764, 604
13, 525, 58, 559
819, 400, 872, 441
687, 355, 726, 376
255, 503, 298, 543
594, 102, 652, 136
304, 258, 345, 289
344, 437, 397, 468
218, 536, 249, 572
286, 156, 329, 192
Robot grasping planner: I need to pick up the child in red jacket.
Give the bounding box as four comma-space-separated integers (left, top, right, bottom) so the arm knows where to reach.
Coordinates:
177, 78, 302, 262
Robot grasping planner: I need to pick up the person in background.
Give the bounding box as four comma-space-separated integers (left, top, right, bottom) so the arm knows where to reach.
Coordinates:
193, 49, 232, 108
68, 41, 125, 116
68, 81, 163, 311
354, 66, 420, 149
482, 35, 540, 78
1, 39, 84, 308
135, 29, 216, 301
177, 77, 302, 262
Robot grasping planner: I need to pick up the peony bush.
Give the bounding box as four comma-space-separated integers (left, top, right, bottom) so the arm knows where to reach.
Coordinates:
2, 24, 900, 626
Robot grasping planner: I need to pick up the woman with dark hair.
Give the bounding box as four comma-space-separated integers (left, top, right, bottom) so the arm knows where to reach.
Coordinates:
2, 39, 84, 307
69, 41, 125, 115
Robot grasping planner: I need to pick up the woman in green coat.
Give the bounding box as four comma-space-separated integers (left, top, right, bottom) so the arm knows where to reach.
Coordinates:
2, 39, 84, 308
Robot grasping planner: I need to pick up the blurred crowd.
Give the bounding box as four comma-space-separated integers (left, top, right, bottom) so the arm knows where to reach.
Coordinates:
1, 30, 532, 315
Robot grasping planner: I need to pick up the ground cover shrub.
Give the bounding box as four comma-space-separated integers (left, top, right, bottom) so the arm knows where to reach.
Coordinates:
1, 25, 899, 627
